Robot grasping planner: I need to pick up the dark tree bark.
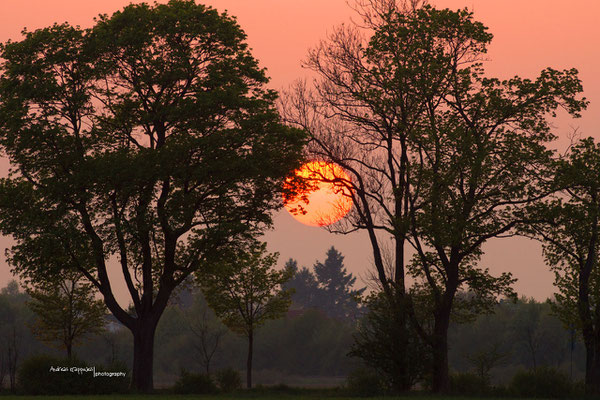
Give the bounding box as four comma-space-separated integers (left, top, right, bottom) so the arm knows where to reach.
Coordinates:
428, 267, 458, 393
578, 220, 600, 395
131, 319, 158, 393
247, 328, 254, 389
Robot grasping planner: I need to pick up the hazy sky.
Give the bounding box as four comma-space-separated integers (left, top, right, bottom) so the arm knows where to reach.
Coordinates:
1, 0, 599, 303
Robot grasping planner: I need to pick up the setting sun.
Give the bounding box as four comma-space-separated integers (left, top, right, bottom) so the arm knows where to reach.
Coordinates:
284, 161, 353, 227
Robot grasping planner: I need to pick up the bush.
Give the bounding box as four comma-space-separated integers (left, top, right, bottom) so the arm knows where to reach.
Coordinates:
349, 290, 429, 391
510, 366, 572, 398
449, 372, 488, 395
172, 370, 217, 394
346, 367, 385, 396
17, 354, 129, 395
215, 367, 241, 392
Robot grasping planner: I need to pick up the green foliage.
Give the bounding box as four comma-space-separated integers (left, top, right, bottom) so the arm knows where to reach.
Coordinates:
345, 367, 385, 397
284, 0, 585, 392
26, 272, 107, 358
201, 241, 293, 336
172, 370, 217, 394
215, 367, 242, 392
0, 0, 306, 391
201, 240, 293, 388
524, 138, 600, 331
522, 137, 600, 394
349, 289, 428, 391
509, 366, 573, 398
17, 355, 128, 395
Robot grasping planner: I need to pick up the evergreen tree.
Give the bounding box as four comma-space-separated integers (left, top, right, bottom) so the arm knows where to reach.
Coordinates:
283, 259, 320, 309
313, 247, 364, 320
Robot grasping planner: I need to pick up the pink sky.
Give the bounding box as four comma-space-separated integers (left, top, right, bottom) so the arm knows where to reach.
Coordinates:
1, 0, 599, 302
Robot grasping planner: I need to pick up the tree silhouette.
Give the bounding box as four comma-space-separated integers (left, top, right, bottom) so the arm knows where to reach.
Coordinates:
283, 259, 320, 309
0, 0, 305, 391
313, 247, 364, 320
201, 241, 293, 388
282, 0, 586, 392
524, 138, 600, 395
26, 272, 107, 359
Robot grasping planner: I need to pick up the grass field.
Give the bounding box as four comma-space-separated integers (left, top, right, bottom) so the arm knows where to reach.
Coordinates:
0, 397, 539, 400
0, 394, 553, 400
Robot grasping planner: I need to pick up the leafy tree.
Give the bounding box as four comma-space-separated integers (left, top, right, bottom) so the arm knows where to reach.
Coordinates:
283, 0, 585, 391
26, 272, 107, 359
523, 138, 600, 394
201, 241, 293, 388
313, 247, 364, 320
466, 341, 508, 387
0, 0, 305, 391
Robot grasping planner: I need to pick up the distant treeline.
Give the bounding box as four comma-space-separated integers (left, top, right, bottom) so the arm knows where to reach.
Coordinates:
0, 248, 585, 389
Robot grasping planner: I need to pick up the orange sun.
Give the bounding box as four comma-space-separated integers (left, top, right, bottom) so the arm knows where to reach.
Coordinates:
284, 161, 353, 227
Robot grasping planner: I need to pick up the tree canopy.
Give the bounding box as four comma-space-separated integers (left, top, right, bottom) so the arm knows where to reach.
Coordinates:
0, 0, 305, 391
282, 0, 586, 392
523, 137, 600, 394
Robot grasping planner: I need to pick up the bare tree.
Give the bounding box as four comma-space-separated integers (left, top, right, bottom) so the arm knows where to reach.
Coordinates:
187, 306, 226, 375
5, 327, 20, 392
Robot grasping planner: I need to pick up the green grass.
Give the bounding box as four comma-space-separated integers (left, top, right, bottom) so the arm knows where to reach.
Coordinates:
0, 395, 547, 400
0, 397, 525, 400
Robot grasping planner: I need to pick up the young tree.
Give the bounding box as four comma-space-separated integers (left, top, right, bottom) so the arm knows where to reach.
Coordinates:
313, 247, 364, 320
185, 292, 226, 375
26, 272, 107, 359
524, 138, 600, 394
0, 282, 31, 392
466, 341, 507, 388
201, 241, 293, 388
0, 1, 305, 391
282, 0, 586, 392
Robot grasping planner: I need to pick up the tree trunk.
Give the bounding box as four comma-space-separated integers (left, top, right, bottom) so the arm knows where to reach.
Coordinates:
578, 226, 599, 396
247, 329, 253, 389
131, 318, 158, 393
431, 284, 456, 394
431, 314, 450, 393
584, 335, 600, 395
66, 340, 72, 360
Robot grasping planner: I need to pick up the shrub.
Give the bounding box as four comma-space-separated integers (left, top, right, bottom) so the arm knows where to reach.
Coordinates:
349, 290, 429, 391
172, 370, 217, 394
215, 367, 241, 392
449, 372, 488, 395
346, 367, 385, 396
510, 366, 572, 398
17, 355, 129, 395
18, 355, 88, 395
